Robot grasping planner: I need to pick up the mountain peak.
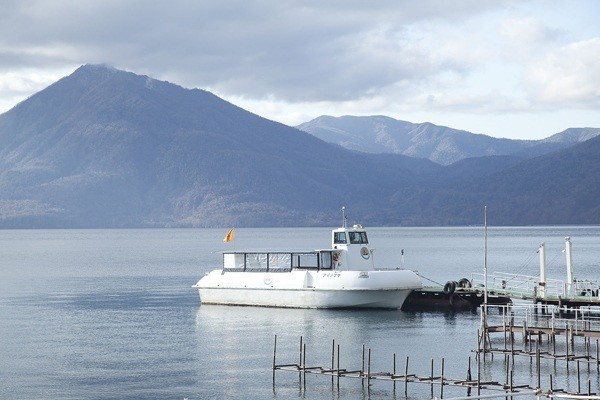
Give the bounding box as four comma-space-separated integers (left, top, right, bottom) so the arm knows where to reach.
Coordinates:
77, 63, 119, 73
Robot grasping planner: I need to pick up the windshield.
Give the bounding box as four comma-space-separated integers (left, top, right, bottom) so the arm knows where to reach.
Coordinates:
348, 231, 368, 244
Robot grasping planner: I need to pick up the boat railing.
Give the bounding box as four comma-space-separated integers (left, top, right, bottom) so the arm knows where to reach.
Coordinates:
223, 251, 335, 272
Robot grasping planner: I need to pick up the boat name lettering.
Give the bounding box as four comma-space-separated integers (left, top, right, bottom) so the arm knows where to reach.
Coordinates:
323, 272, 341, 278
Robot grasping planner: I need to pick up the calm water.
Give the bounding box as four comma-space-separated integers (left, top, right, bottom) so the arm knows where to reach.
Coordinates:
1, 226, 599, 399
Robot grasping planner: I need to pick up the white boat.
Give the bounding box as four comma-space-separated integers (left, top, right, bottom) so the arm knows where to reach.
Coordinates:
193, 221, 423, 309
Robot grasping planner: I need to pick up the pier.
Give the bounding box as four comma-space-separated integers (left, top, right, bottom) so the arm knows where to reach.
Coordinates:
470, 237, 600, 312
404, 236, 600, 313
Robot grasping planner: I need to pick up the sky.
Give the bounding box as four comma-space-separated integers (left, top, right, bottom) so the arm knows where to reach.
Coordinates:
0, 0, 598, 140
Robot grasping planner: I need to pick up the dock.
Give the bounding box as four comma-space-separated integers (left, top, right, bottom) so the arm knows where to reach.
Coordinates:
470, 237, 600, 312
480, 304, 600, 363
471, 271, 600, 313
402, 285, 511, 311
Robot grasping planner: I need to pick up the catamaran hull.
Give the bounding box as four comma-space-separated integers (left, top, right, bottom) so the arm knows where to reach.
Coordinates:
194, 270, 422, 309
197, 287, 413, 308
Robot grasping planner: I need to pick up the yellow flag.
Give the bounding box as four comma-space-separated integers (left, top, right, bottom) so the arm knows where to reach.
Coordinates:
223, 228, 235, 243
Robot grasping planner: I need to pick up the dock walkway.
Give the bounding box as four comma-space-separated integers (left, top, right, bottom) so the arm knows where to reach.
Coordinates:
470, 272, 600, 310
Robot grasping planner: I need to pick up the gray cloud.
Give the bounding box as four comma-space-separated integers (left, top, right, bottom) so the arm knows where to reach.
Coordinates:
0, 0, 505, 102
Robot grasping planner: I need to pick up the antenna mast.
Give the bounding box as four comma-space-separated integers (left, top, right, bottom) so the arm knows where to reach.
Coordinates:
341, 206, 347, 228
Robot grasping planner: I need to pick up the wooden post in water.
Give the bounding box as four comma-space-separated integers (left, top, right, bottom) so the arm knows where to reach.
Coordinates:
302, 342, 306, 391
393, 352, 396, 392
503, 306, 507, 351
505, 353, 509, 388
536, 339, 541, 389
272, 334, 277, 384
430, 358, 434, 399
467, 356, 472, 397
510, 322, 515, 369
441, 357, 445, 399
299, 336, 303, 385
331, 339, 335, 386
552, 324, 556, 357
586, 337, 591, 373
367, 348, 372, 389
336, 343, 340, 389
565, 324, 570, 368
361, 343, 365, 388
405, 356, 409, 396
477, 328, 481, 360
477, 348, 481, 396
577, 360, 581, 394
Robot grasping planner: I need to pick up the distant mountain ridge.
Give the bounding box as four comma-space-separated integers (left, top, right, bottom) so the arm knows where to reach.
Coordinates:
297, 115, 600, 165
0, 64, 598, 227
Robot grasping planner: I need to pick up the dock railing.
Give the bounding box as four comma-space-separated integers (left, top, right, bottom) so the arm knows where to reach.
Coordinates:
486, 303, 600, 335
471, 272, 600, 301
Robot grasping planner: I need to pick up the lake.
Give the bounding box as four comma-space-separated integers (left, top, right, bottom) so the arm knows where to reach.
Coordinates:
1, 226, 599, 399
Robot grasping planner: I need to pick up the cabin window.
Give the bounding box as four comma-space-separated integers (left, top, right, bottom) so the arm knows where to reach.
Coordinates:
268, 253, 291, 270
293, 253, 319, 269
320, 252, 333, 269
349, 231, 368, 244
333, 232, 347, 244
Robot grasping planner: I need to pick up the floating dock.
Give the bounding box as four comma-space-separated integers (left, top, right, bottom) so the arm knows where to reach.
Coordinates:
402, 285, 511, 311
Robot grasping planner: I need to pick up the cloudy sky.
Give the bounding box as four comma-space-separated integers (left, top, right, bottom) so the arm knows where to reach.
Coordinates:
1, 0, 598, 139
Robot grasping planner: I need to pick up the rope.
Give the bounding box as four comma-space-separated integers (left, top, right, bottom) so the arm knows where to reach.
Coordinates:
545, 249, 564, 273
502, 249, 537, 283
415, 272, 444, 286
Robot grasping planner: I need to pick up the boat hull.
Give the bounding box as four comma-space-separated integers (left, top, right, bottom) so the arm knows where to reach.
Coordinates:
194, 269, 422, 309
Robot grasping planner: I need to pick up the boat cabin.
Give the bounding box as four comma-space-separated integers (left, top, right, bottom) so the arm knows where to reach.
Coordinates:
331, 224, 374, 271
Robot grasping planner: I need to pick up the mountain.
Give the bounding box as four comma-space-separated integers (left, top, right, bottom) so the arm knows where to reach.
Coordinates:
0, 64, 438, 228
297, 115, 600, 165
0, 65, 598, 228
389, 135, 600, 226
